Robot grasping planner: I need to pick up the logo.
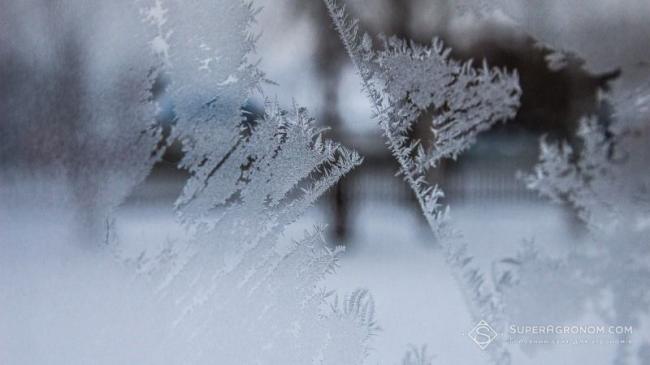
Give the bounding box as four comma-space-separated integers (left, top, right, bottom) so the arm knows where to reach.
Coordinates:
468, 320, 498, 350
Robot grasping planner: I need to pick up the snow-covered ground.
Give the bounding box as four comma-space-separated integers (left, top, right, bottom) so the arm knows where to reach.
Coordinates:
108, 185, 643, 364
3, 176, 644, 364
280, 198, 630, 364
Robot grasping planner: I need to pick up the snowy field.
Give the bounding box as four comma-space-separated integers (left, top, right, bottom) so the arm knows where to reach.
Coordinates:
321, 200, 617, 364
2, 175, 647, 364
112, 187, 632, 365
320, 200, 611, 364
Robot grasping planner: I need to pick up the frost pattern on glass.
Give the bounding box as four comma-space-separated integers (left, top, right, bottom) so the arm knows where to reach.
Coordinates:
142, 227, 374, 364
324, 0, 520, 231
133, 1, 374, 364
521, 89, 650, 364
401, 345, 434, 365
492, 243, 591, 333
473, 16, 650, 363
452, 2, 650, 362
1, 0, 375, 363
138, 105, 368, 364
526, 116, 642, 231
142, 0, 265, 217
324, 1, 521, 364
172, 101, 363, 226
457, 0, 650, 76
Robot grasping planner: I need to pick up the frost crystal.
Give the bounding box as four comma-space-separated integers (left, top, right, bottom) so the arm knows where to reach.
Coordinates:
526, 117, 620, 230
522, 87, 650, 364
401, 345, 434, 365
134, 1, 372, 364
149, 227, 373, 364
144, 102, 367, 363
324, 0, 520, 231
141, 0, 264, 212
324, 1, 521, 364
458, 0, 650, 75
2, 0, 374, 363
493, 244, 591, 333
452, 2, 650, 363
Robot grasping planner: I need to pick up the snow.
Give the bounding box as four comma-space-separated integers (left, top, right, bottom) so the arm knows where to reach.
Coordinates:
272, 195, 623, 364
1, 174, 643, 364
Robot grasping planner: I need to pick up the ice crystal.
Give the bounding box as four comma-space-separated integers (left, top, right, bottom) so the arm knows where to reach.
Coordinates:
148, 227, 373, 364
1, 1, 374, 364
401, 345, 434, 365
135, 1, 372, 364
457, 0, 650, 75
142, 102, 368, 361
324, 1, 521, 364
324, 0, 520, 232
523, 90, 650, 363
455, 3, 650, 362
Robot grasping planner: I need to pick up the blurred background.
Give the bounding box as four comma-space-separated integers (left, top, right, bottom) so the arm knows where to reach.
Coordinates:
2, 0, 645, 364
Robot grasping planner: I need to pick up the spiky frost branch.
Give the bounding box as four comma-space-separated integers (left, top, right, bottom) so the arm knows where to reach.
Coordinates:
324, 1, 521, 363
324, 0, 519, 235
